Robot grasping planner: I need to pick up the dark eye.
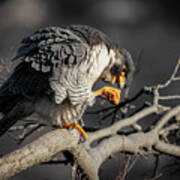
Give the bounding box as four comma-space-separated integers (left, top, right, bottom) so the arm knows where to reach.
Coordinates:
110, 64, 122, 75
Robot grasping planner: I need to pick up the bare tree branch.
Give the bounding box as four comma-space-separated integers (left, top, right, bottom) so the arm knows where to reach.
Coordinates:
154, 106, 180, 133
0, 129, 80, 179
155, 141, 180, 157
0, 60, 180, 179
0, 105, 180, 179
87, 105, 158, 144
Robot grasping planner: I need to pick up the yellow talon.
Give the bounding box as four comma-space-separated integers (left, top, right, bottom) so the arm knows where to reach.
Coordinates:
93, 86, 121, 105
63, 122, 88, 139
93, 89, 103, 97
74, 122, 88, 139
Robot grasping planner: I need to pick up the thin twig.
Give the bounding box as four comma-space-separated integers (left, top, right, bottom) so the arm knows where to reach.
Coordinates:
157, 59, 180, 89
154, 106, 180, 133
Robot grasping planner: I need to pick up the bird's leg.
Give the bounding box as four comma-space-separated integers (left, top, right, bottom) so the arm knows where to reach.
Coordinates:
93, 87, 121, 105
60, 122, 88, 139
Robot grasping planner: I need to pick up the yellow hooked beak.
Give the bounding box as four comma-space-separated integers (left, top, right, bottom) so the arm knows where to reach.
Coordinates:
119, 72, 126, 89
110, 72, 126, 89
110, 65, 127, 89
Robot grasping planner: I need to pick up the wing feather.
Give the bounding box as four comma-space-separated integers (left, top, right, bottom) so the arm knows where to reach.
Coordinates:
13, 26, 88, 72
1, 26, 90, 105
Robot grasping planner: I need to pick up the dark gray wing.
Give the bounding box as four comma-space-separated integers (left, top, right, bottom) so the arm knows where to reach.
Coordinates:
0, 62, 52, 99
0, 61, 52, 115
0, 26, 90, 106
13, 26, 88, 72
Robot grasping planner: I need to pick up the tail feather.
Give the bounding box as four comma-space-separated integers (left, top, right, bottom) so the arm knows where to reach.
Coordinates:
0, 99, 34, 136
0, 116, 18, 136
0, 94, 20, 135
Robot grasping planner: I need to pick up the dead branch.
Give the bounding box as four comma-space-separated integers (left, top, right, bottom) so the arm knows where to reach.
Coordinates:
0, 105, 180, 179
0, 129, 81, 179
0, 60, 180, 179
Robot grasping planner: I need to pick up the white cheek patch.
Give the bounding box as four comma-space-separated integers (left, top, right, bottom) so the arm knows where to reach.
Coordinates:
97, 45, 109, 72
87, 44, 115, 85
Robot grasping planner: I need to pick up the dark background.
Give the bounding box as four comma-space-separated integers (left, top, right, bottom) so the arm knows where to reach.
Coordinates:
0, 0, 180, 179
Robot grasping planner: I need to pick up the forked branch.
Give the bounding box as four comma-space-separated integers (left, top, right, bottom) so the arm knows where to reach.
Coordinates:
0, 60, 180, 180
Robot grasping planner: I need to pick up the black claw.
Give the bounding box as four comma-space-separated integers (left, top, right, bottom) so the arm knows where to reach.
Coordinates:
78, 134, 86, 144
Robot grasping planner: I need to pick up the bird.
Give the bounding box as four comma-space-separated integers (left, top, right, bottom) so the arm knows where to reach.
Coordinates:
0, 25, 135, 138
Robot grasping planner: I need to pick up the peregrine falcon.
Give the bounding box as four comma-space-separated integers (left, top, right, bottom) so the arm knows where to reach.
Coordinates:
0, 25, 134, 138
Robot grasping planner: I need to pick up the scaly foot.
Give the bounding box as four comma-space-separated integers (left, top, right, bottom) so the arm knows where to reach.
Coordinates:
93, 86, 121, 105
63, 122, 88, 139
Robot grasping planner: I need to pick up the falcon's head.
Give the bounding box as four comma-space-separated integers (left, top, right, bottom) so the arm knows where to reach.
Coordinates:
101, 47, 135, 96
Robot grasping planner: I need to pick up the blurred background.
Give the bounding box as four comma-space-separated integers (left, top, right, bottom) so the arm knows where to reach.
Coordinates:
0, 0, 180, 179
